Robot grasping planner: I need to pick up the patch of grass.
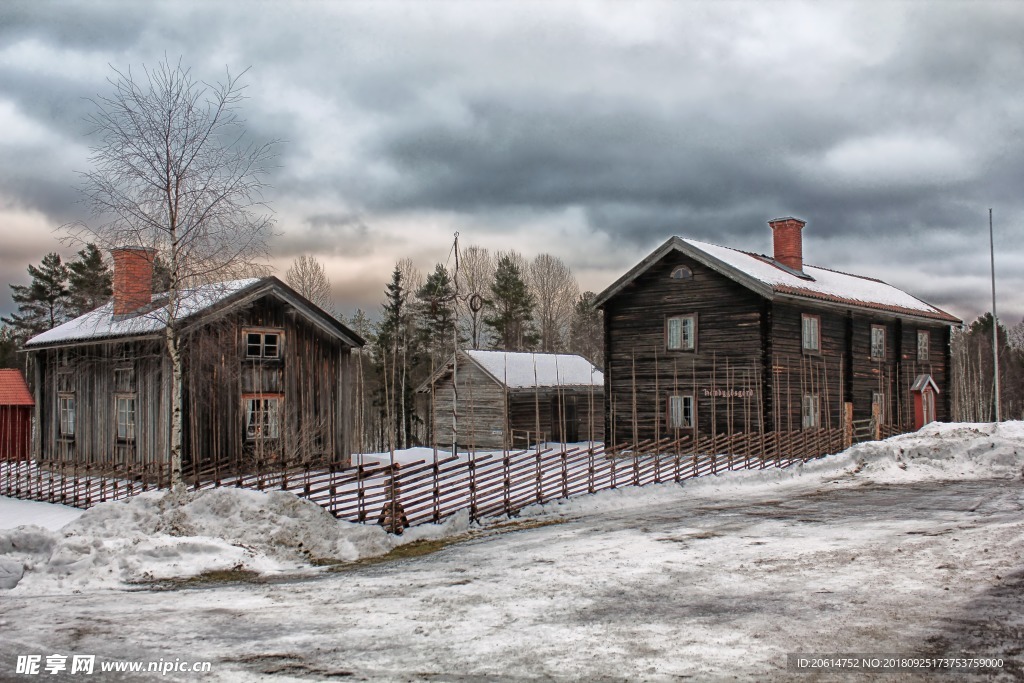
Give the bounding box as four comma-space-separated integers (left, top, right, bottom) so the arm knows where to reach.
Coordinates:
326, 517, 568, 573
142, 567, 264, 590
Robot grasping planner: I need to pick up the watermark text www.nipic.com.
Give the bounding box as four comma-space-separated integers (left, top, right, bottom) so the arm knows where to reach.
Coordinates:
787, 653, 1005, 672
15, 654, 213, 676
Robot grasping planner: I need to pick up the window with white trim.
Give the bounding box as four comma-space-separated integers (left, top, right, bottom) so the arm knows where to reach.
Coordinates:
802, 314, 820, 353
245, 330, 282, 359
870, 325, 886, 360
59, 395, 76, 437
917, 330, 930, 362
802, 393, 820, 429
666, 314, 697, 351
116, 395, 136, 441
245, 396, 281, 440
668, 394, 695, 430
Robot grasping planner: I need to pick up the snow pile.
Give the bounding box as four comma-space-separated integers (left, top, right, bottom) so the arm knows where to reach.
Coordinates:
0, 487, 467, 592
835, 421, 1024, 482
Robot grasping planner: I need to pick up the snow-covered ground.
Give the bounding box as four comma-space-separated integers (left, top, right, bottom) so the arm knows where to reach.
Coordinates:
0, 496, 83, 531
2, 422, 1023, 680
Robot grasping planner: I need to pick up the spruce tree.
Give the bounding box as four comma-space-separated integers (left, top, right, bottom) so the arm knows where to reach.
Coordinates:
151, 253, 172, 293
2, 252, 70, 341
415, 264, 459, 367
483, 255, 538, 351
67, 243, 113, 317
374, 266, 419, 449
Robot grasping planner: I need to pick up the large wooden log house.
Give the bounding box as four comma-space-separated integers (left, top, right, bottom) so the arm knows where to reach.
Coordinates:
595, 218, 960, 446
417, 350, 604, 450
23, 247, 364, 473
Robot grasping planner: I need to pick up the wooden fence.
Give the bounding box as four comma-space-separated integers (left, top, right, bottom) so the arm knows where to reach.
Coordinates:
1, 428, 852, 532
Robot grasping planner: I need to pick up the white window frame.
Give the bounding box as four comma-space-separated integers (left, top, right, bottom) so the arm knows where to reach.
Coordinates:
245, 329, 283, 359
917, 330, 930, 362
801, 314, 820, 353
666, 314, 697, 352
802, 393, 820, 429
245, 396, 282, 440
115, 395, 136, 442
872, 391, 885, 424
668, 394, 695, 430
59, 394, 76, 437
870, 325, 886, 360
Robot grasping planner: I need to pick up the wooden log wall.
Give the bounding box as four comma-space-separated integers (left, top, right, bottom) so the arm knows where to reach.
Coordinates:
602, 249, 957, 443
183, 296, 351, 475
27, 294, 354, 475
429, 357, 508, 450
603, 251, 766, 444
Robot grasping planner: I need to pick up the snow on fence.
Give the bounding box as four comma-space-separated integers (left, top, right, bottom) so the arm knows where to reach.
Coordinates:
0, 428, 853, 532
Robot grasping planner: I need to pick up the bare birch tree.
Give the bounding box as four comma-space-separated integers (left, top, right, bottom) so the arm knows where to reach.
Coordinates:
457, 245, 494, 349
286, 254, 332, 311
529, 253, 579, 352
66, 58, 276, 488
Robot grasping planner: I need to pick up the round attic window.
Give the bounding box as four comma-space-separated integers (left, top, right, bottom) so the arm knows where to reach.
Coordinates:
670, 265, 693, 281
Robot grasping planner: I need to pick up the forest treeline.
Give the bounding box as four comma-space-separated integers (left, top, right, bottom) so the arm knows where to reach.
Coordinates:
3, 246, 1021, 452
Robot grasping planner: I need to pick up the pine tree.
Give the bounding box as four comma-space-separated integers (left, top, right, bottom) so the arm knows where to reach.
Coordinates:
374, 266, 419, 449
151, 253, 172, 293
415, 264, 459, 368
2, 252, 70, 342
484, 255, 538, 351
67, 243, 113, 317
0, 325, 20, 370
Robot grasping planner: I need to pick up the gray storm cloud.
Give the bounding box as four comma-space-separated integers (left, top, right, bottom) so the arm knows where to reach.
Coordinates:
0, 1, 1021, 323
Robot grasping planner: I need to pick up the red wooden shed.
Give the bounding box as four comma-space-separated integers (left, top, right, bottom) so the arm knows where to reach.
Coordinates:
0, 369, 34, 461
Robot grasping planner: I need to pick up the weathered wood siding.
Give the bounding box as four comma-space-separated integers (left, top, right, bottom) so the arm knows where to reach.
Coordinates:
507, 387, 604, 446
428, 357, 507, 450
769, 301, 848, 432
425, 353, 605, 450
602, 251, 765, 445
896, 321, 953, 424
34, 340, 168, 466
603, 249, 957, 442
183, 295, 352, 470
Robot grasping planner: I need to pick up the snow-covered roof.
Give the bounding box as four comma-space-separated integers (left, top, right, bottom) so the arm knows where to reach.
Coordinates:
464, 351, 603, 389
596, 236, 960, 323
25, 279, 262, 347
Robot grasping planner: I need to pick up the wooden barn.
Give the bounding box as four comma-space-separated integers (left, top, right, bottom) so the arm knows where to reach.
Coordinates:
417, 350, 604, 450
0, 369, 33, 461
595, 217, 961, 446
23, 247, 364, 474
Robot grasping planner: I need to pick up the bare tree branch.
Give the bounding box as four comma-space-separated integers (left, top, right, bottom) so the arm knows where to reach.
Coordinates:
63, 57, 279, 488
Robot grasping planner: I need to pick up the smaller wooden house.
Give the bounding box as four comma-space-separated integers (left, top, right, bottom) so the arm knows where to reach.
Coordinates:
417, 350, 604, 450
0, 369, 33, 461
23, 247, 364, 473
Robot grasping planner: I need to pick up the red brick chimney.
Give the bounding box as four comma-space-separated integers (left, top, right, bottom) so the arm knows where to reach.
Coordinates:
111, 246, 156, 316
768, 217, 807, 272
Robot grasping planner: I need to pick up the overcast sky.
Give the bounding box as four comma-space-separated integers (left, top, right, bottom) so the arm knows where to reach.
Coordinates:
1, 1, 1022, 325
